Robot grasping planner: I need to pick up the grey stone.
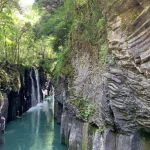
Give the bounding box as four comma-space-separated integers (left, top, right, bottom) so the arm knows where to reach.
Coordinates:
104, 130, 116, 150
116, 133, 139, 150
92, 131, 103, 150
54, 2, 150, 149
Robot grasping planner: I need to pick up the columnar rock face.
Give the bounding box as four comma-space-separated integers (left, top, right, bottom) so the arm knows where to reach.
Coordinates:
0, 94, 8, 132
7, 69, 32, 122
0, 68, 42, 134
7, 68, 43, 122
54, 0, 150, 150
54, 78, 67, 123
105, 0, 150, 134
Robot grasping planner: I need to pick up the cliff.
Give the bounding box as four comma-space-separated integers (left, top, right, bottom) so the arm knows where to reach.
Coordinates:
54, 0, 150, 149
0, 66, 43, 134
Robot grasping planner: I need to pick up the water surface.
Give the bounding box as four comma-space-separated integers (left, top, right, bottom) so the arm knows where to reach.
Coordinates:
1, 99, 66, 150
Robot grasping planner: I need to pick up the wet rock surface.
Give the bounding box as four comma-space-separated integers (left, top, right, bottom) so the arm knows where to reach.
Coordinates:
0, 68, 42, 133
0, 94, 8, 132
7, 69, 33, 122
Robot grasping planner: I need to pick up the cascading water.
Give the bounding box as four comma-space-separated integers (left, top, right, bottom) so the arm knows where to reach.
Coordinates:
30, 69, 36, 106
35, 69, 41, 104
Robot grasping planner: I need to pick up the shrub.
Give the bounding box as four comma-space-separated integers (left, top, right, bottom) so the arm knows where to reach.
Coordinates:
72, 97, 95, 120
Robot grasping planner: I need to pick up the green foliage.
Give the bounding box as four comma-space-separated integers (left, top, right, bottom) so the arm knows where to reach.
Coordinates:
96, 18, 105, 32
39, 57, 56, 74
109, 55, 115, 64
0, 0, 110, 86
98, 126, 104, 135
31, 0, 75, 77
99, 43, 109, 64
53, 46, 73, 79
0, 3, 38, 65
0, 68, 9, 84
131, 12, 139, 22
72, 97, 95, 120
76, 0, 87, 6
72, 0, 106, 46
0, 0, 60, 77
0, 62, 21, 91
34, 0, 74, 52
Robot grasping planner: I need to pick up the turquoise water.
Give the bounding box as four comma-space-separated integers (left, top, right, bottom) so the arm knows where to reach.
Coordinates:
0, 99, 66, 150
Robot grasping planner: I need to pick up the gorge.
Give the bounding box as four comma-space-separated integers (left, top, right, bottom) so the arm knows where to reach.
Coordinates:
1, 0, 150, 150
53, 0, 150, 149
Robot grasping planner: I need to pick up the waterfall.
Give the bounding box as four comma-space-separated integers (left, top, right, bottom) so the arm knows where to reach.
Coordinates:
30, 69, 41, 107
35, 69, 41, 104
30, 70, 36, 106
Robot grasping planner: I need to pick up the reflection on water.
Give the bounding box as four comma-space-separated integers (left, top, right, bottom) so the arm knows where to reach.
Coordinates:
1, 98, 66, 150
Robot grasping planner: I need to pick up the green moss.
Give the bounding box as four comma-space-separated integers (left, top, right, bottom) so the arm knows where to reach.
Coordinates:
53, 47, 74, 79
0, 91, 4, 102
61, 136, 69, 145
0, 69, 9, 84
98, 126, 104, 136
139, 131, 150, 150
68, 145, 77, 150
82, 123, 88, 150
71, 97, 95, 120
87, 125, 98, 149
96, 18, 105, 31
79, 4, 106, 45
68, 88, 76, 96
109, 56, 116, 64
99, 42, 109, 64
0, 63, 21, 91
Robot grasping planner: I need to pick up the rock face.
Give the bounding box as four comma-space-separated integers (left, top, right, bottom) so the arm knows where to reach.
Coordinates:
0, 94, 8, 132
54, 78, 68, 124
54, 0, 150, 149
7, 68, 33, 122
0, 68, 42, 133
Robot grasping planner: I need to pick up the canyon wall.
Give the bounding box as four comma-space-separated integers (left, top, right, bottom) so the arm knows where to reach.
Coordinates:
0, 68, 42, 133
54, 0, 150, 149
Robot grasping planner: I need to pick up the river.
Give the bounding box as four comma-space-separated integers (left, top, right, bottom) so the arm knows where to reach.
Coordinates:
0, 98, 66, 150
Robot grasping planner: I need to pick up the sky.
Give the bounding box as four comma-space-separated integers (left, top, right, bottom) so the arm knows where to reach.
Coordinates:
17, 0, 40, 25
19, 0, 35, 7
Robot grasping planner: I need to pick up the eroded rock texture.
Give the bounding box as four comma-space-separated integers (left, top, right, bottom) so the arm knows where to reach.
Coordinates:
54, 0, 150, 149
104, 0, 150, 134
